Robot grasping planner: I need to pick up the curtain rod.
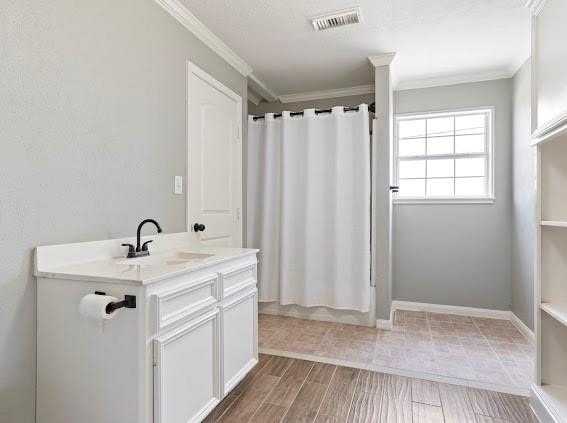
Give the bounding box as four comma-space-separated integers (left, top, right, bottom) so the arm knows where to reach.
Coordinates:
252, 104, 374, 121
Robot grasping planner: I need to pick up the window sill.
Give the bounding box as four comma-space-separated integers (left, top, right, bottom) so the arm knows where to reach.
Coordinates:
393, 197, 496, 205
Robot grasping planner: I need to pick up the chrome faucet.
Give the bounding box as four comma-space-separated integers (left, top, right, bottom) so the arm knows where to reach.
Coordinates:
122, 219, 163, 258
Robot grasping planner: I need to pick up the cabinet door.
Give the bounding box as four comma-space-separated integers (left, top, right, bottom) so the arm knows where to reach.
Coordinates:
154, 309, 220, 423
220, 288, 258, 394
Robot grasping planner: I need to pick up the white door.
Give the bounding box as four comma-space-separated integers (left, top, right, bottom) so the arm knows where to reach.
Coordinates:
154, 310, 220, 423
187, 62, 242, 247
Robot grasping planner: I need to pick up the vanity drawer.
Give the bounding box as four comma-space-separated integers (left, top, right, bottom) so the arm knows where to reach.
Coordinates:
154, 274, 218, 330
221, 263, 256, 298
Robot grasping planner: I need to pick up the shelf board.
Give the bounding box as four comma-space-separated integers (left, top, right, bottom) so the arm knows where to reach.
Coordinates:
541, 303, 567, 327
532, 112, 567, 146
532, 384, 567, 422
541, 220, 567, 228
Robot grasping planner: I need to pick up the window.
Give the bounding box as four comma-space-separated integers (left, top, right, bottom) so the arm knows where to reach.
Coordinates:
394, 108, 494, 202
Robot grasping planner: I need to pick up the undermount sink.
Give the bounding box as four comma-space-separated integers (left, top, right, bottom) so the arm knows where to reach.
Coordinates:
116, 251, 214, 266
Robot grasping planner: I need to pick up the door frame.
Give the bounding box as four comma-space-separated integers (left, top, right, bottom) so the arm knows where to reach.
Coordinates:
186, 61, 243, 246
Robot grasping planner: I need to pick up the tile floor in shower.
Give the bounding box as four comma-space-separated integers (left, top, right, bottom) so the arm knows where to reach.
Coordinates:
258, 310, 534, 394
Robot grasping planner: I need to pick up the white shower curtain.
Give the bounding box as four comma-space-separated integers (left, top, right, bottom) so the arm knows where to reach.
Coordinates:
247, 105, 371, 312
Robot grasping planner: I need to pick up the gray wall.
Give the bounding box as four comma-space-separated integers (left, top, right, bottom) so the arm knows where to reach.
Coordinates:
511, 59, 535, 329
248, 100, 260, 116
393, 79, 513, 310
0, 1, 246, 421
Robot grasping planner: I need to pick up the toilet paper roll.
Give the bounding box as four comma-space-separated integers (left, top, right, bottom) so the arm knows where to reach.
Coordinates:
79, 293, 119, 320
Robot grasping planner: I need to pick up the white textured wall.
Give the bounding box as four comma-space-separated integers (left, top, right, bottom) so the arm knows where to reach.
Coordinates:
393, 79, 513, 310
511, 59, 535, 329
0, 1, 246, 421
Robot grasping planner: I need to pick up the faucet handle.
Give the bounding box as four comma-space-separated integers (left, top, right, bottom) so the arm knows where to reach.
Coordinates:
141, 240, 153, 251
121, 243, 135, 254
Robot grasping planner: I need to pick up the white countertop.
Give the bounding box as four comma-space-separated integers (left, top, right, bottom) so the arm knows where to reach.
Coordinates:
35, 232, 258, 285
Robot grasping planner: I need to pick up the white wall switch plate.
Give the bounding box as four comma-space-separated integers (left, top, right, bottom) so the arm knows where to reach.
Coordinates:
174, 176, 183, 194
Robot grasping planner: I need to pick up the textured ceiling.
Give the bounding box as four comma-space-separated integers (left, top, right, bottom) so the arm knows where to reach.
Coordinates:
181, 0, 530, 95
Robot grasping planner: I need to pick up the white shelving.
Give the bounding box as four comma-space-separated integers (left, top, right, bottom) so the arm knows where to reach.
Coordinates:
532, 384, 567, 422
531, 1, 567, 421
532, 115, 567, 146
541, 303, 567, 327
541, 221, 567, 228
540, 140, 567, 222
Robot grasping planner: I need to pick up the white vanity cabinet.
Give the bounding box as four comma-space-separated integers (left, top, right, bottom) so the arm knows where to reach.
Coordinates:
149, 265, 258, 423
35, 233, 258, 423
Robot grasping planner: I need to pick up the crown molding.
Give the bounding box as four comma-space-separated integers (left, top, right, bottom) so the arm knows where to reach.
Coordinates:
368, 53, 396, 67
278, 84, 374, 103
250, 69, 515, 103
154, 0, 253, 76
395, 70, 515, 91
525, 0, 547, 16
247, 88, 262, 105
247, 73, 278, 102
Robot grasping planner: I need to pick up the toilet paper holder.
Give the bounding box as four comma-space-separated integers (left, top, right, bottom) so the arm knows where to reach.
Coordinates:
94, 291, 136, 314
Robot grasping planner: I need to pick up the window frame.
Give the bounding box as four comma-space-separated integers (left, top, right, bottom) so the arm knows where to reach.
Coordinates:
393, 107, 495, 204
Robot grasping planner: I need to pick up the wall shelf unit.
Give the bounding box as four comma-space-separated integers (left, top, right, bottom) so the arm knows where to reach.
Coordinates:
533, 384, 567, 422
531, 113, 567, 146
531, 1, 567, 421
540, 303, 567, 327
541, 221, 567, 228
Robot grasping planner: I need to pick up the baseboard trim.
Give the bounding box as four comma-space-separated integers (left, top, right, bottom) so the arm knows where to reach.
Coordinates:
392, 300, 510, 319
376, 318, 393, 330
260, 348, 529, 396
390, 301, 535, 341
376, 307, 394, 330
509, 312, 536, 342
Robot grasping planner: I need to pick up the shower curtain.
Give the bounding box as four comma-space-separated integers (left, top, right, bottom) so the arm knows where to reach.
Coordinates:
247, 105, 371, 312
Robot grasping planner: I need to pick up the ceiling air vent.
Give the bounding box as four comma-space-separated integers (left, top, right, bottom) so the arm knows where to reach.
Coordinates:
310, 7, 362, 31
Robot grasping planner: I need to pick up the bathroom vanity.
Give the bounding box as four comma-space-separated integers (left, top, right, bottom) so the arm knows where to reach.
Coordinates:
35, 232, 258, 423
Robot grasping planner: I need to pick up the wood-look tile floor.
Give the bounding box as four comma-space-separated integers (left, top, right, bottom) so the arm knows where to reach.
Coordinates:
205, 354, 537, 423
259, 312, 535, 393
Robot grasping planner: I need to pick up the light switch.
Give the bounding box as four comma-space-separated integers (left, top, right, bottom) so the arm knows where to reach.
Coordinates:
174, 176, 183, 194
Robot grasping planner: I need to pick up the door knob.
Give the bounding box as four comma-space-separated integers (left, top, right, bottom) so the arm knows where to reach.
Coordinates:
193, 223, 206, 232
